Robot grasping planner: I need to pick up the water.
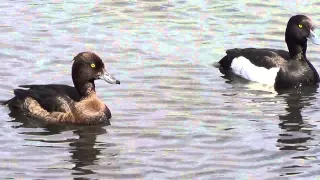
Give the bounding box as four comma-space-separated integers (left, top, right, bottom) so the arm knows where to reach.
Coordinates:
0, 0, 320, 179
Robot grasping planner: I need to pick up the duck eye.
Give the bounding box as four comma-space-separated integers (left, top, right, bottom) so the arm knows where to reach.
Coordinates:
298, 24, 303, 28
90, 63, 96, 68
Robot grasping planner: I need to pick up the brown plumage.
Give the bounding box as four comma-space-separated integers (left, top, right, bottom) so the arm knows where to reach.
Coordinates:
1, 52, 120, 125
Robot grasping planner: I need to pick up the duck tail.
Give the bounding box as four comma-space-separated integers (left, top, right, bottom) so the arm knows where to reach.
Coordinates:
1, 89, 32, 106
0, 99, 10, 105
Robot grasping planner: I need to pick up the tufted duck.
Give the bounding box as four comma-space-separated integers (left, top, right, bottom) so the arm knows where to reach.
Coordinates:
1, 52, 120, 125
218, 15, 320, 90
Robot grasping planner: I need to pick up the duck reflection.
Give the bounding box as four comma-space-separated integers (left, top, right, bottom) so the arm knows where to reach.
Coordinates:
69, 126, 107, 176
220, 75, 318, 151
277, 87, 318, 151
10, 116, 109, 176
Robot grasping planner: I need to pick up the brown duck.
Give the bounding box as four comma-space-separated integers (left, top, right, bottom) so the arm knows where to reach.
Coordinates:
1, 52, 120, 125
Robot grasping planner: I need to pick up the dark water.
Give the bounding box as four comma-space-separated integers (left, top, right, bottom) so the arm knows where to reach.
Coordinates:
1, 0, 320, 179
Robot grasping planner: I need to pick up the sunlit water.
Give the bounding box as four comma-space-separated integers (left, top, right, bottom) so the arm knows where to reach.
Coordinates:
1, 0, 320, 179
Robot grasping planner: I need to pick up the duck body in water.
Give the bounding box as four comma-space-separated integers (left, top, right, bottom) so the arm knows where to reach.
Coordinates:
218, 15, 320, 90
1, 52, 120, 125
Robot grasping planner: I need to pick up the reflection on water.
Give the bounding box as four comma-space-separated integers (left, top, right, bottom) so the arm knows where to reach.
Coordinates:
70, 126, 106, 176
278, 88, 318, 151
11, 119, 112, 179
0, 0, 320, 179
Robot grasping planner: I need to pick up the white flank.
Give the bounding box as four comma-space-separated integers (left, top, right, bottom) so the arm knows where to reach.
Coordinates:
230, 56, 280, 85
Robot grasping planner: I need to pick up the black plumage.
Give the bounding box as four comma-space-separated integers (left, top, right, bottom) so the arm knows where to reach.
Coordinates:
218, 15, 320, 90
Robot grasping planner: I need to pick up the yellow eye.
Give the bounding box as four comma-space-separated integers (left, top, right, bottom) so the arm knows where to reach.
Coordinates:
90, 63, 96, 68
298, 24, 303, 28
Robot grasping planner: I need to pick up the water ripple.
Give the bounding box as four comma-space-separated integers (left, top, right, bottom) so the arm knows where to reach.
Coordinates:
0, 0, 320, 179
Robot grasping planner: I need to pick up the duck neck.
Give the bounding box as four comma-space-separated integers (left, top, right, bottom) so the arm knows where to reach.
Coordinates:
74, 80, 96, 100
286, 39, 307, 59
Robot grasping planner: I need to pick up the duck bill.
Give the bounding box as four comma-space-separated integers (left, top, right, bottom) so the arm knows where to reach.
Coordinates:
100, 70, 120, 84
309, 29, 320, 45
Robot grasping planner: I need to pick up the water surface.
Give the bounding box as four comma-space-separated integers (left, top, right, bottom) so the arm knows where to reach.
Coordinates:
1, 0, 320, 179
